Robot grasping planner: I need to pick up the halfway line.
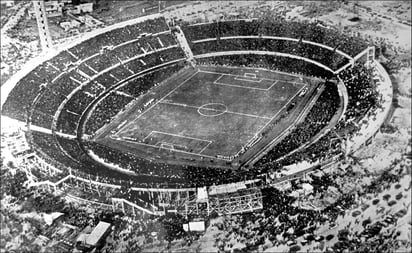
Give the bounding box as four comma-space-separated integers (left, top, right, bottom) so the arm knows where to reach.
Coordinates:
159, 101, 272, 120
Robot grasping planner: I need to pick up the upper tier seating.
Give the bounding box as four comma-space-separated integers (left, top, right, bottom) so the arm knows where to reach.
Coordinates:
197, 54, 335, 79
2, 19, 182, 132
3, 17, 378, 189
182, 19, 368, 57
68, 17, 170, 59
190, 38, 348, 70
256, 82, 340, 168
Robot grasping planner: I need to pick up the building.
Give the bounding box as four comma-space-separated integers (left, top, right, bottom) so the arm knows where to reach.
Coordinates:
1, 0, 15, 7
76, 2, 93, 13
85, 221, 111, 248
81, 14, 104, 29
28, 1, 65, 18
66, 2, 93, 14
183, 218, 206, 232
60, 19, 81, 31
28, 1, 92, 19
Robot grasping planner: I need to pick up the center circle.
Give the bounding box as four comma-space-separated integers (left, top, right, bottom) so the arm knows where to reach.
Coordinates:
197, 103, 228, 117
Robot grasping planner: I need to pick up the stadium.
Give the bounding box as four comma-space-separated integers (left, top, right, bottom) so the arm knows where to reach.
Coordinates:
1, 9, 392, 219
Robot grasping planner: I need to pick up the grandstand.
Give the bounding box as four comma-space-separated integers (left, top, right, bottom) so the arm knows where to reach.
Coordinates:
1, 10, 391, 217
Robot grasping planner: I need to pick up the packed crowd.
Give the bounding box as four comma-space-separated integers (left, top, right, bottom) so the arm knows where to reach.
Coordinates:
83, 141, 238, 187
26, 67, 378, 193
2, 49, 78, 122
86, 93, 134, 135
268, 66, 380, 168
69, 17, 170, 59
2, 17, 174, 129
197, 54, 335, 79
56, 47, 185, 135
119, 64, 183, 97
2, 64, 58, 123
277, 131, 343, 167
84, 59, 183, 134
97, 33, 178, 63
256, 82, 340, 168
26, 63, 376, 190
27, 131, 82, 171
30, 110, 54, 130
338, 63, 380, 123
191, 38, 348, 70
2, 11, 381, 193
181, 18, 369, 57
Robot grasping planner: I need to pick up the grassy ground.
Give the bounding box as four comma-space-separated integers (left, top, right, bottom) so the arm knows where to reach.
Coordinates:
97, 66, 312, 167
119, 101, 269, 157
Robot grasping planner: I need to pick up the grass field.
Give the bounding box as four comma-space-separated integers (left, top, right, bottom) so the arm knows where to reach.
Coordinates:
108, 68, 306, 159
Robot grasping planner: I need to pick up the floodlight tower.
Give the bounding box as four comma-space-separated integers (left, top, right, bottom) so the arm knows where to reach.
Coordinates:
33, 0, 53, 52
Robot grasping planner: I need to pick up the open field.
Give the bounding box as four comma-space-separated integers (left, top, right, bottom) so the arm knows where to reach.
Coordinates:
96, 66, 317, 167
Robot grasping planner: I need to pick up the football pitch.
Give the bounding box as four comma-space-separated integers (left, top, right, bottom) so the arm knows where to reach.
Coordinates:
106, 68, 307, 160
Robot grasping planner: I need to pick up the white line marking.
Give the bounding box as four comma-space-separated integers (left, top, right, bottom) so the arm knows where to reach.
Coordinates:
234, 76, 263, 83
200, 70, 277, 82
159, 101, 272, 120
197, 103, 227, 117
140, 71, 199, 118
199, 142, 212, 154
265, 80, 279, 91
214, 79, 274, 91
214, 74, 280, 91
117, 70, 200, 134
116, 70, 307, 158
235, 84, 309, 159
202, 69, 311, 87
245, 84, 308, 146
110, 136, 226, 161
153, 135, 212, 155
143, 130, 212, 144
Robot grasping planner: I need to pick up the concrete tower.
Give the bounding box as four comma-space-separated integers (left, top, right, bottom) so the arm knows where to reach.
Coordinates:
33, 0, 53, 52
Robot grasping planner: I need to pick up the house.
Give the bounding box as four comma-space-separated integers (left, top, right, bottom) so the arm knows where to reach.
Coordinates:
28, 1, 64, 18
85, 221, 111, 248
